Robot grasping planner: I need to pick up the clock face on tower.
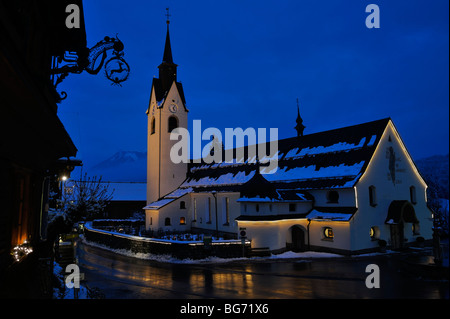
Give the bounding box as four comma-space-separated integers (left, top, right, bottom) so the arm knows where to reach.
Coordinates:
169, 103, 178, 113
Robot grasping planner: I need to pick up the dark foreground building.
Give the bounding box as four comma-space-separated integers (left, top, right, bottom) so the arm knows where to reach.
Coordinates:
0, 0, 85, 298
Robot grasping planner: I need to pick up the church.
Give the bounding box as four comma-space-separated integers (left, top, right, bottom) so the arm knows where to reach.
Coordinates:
143, 18, 433, 255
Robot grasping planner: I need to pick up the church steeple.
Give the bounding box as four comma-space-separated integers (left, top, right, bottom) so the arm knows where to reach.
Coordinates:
162, 21, 173, 64
158, 8, 177, 94
295, 98, 305, 137
147, 8, 188, 205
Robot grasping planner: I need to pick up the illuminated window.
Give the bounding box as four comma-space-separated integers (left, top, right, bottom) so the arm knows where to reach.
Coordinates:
327, 191, 339, 203
180, 217, 186, 225
370, 226, 380, 240
323, 227, 334, 239
151, 117, 155, 135
369, 185, 377, 207
410, 186, 417, 205
168, 116, 178, 133
412, 223, 420, 235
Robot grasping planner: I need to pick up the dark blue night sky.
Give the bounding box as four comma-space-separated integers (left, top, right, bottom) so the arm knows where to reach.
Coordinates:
58, 0, 449, 170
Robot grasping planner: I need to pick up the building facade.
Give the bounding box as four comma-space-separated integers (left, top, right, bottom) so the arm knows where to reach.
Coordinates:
144, 21, 433, 255
0, 0, 86, 297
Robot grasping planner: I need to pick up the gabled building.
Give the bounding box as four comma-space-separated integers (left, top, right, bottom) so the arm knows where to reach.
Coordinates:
143, 20, 433, 255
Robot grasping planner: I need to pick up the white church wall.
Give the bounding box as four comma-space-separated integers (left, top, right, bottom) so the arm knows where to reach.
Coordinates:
145, 194, 192, 232
189, 192, 241, 236
237, 220, 294, 250
239, 201, 313, 216
352, 120, 433, 252
147, 86, 160, 205
145, 209, 159, 231
237, 218, 352, 253
308, 189, 356, 207
159, 83, 188, 198
147, 81, 188, 205
307, 220, 351, 252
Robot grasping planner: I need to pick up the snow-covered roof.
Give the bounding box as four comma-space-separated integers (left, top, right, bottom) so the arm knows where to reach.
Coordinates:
143, 198, 175, 210
144, 119, 389, 211
143, 187, 193, 210
237, 189, 314, 203
306, 209, 354, 221
182, 118, 388, 191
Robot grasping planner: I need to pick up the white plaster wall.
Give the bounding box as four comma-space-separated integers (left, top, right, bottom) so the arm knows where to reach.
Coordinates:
147, 82, 188, 205
308, 189, 356, 207
352, 120, 433, 251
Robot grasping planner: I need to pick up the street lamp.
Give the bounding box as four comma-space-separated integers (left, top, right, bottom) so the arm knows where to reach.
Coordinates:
212, 191, 218, 240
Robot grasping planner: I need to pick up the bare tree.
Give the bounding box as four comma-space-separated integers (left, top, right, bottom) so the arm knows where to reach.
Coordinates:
64, 173, 114, 223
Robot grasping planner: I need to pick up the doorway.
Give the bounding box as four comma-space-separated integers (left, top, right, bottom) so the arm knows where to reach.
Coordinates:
291, 226, 306, 252
390, 223, 404, 250
386, 201, 418, 250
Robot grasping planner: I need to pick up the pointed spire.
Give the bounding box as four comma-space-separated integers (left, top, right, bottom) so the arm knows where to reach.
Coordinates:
162, 8, 173, 64
158, 7, 177, 94
295, 98, 306, 137
162, 27, 173, 64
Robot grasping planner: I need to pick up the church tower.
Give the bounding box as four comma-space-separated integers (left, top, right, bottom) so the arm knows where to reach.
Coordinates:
146, 11, 188, 204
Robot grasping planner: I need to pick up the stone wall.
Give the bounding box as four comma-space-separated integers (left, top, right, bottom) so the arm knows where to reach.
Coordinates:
84, 222, 250, 260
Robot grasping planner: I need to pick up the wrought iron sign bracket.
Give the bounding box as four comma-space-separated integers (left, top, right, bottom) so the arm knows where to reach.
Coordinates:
50, 35, 130, 102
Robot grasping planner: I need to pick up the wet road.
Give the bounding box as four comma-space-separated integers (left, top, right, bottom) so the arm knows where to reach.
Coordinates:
76, 242, 448, 299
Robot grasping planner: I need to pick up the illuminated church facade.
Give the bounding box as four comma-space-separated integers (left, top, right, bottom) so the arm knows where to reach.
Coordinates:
143, 19, 433, 255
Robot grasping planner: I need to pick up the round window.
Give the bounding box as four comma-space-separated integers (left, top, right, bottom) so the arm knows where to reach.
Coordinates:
323, 227, 334, 239
370, 226, 380, 239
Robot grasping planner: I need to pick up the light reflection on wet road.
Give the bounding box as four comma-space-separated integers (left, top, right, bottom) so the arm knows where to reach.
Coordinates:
76, 242, 448, 299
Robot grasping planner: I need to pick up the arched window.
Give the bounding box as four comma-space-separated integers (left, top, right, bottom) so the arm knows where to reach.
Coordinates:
410, 186, 417, 205
180, 201, 186, 209
151, 117, 156, 135
168, 116, 178, 133
369, 185, 377, 207
412, 223, 420, 235
164, 217, 171, 226
179, 217, 186, 225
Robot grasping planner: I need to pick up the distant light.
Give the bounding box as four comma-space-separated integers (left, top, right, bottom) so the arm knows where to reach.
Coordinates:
61, 175, 68, 181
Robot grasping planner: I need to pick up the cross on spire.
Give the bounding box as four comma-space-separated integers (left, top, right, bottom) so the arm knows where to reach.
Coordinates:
165, 7, 171, 24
